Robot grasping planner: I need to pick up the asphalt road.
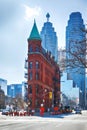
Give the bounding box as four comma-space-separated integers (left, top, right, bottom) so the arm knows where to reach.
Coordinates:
0, 111, 87, 130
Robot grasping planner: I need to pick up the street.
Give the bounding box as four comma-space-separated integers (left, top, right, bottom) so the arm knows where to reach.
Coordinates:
0, 111, 87, 130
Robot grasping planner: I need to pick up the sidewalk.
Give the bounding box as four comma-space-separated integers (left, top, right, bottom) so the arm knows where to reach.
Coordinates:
0, 115, 7, 120
34, 112, 50, 116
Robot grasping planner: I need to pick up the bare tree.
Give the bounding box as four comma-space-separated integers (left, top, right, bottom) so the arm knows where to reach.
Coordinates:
59, 29, 87, 74
66, 40, 86, 68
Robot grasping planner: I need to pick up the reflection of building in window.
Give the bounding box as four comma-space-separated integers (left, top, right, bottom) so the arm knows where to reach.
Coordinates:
29, 62, 33, 69
29, 72, 33, 80
36, 61, 39, 69
36, 72, 39, 80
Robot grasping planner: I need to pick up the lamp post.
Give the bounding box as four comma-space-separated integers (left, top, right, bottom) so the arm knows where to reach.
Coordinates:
40, 88, 53, 111
15, 99, 18, 111
27, 101, 31, 114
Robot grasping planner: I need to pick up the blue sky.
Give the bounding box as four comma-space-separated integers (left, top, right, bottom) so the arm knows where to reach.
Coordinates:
0, 0, 87, 84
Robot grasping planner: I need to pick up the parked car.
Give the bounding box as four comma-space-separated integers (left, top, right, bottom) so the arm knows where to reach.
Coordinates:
2, 109, 10, 115
75, 107, 82, 114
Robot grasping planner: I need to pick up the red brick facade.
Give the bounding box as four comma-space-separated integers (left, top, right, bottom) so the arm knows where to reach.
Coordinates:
27, 22, 60, 111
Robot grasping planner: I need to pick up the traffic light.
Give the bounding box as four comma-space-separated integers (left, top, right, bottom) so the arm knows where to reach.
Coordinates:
49, 92, 52, 99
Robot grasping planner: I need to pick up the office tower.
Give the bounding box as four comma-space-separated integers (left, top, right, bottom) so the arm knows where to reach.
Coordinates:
66, 12, 86, 108
0, 78, 7, 95
40, 13, 58, 62
7, 84, 22, 98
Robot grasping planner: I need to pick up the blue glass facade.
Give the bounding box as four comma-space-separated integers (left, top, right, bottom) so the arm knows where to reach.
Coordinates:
66, 12, 86, 108
7, 84, 22, 98
40, 13, 58, 62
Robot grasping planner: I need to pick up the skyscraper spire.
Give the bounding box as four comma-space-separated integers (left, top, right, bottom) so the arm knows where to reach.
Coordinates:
40, 13, 58, 62
46, 13, 50, 22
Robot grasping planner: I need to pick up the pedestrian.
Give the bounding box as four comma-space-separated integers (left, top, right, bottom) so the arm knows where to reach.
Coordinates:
40, 107, 45, 116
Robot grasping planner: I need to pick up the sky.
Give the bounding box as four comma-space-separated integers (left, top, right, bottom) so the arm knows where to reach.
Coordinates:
0, 0, 87, 85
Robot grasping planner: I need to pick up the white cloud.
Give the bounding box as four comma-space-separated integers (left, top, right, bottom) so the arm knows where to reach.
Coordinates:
23, 4, 41, 21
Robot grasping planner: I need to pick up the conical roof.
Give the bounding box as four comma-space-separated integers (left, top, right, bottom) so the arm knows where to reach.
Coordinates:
28, 20, 41, 40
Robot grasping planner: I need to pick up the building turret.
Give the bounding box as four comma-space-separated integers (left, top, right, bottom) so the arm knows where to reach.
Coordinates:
28, 20, 41, 41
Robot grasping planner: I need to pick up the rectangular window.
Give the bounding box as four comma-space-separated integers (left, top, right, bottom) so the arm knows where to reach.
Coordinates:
28, 85, 32, 94
29, 72, 33, 80
36, 85, 39, 94
36, 61, 39, 69
36, 72, 39, 80
29, 45, 33, 52
35, 99, 39, 107
29, 62, 33, 69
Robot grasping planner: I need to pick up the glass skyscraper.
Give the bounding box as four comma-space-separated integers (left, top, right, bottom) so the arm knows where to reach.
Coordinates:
66, 12, 86, 108
40, 13, 58, 62
7, 84, 22, 98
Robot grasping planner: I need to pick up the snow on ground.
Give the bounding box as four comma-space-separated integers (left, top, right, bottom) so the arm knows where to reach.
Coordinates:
0, 110, 87, 122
